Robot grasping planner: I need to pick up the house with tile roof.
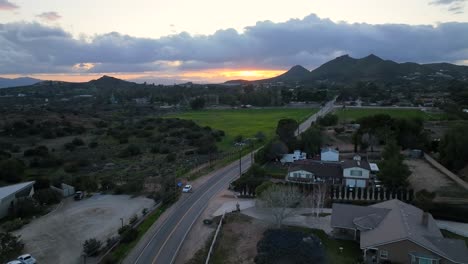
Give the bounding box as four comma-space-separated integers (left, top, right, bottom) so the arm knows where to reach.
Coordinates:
331, 200, 468, 264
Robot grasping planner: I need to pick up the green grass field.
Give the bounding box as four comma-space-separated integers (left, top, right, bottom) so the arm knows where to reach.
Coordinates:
336, 108, 447, 122
170, 108, 317, 151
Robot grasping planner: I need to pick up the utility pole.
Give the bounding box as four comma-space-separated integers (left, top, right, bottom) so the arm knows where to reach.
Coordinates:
239, 146, 242, 176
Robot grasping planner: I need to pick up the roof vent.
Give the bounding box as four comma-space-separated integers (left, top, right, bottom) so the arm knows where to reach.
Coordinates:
421, 212, 429, 227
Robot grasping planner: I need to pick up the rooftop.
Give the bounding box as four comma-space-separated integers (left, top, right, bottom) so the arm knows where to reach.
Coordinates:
0, 181, 35, 201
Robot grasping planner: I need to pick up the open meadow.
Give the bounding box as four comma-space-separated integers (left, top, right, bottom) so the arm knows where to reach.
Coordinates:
170, 108, 317, 150
335, 108, 447, 122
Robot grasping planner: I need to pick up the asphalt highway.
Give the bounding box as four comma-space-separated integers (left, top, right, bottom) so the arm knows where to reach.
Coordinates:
127, 99, 335, 264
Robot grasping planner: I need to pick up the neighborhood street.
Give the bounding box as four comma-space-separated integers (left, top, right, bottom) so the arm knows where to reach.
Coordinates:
125, 99, 336, 264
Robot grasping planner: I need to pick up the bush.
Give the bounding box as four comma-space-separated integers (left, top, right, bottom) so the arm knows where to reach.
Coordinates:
88, 142, 98, 148
1, 218, 30, 232
120, 227, 138, 243
166, 153, 176, 162
0, 232, 24, 263
255, 229, 325, 264
64, 161, 79, 173
12, 197, 43, 218
23, 145, 49, 157
64, 142, 76, 151
119, 144, 141, 158
0, 159, 25, 183
317, 114, 338, 127
72, 137, 85, 146
33, 189, 62, 205
129, 214, 138, 225
83, 238, 102, 256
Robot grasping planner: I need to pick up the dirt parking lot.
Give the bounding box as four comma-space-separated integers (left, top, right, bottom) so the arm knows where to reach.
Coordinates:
14, 194, 154, 264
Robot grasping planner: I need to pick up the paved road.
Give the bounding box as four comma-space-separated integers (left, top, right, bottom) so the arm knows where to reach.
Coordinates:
127, 155, 252, 264
126, 99, 335, 264
296, 97, 336, 136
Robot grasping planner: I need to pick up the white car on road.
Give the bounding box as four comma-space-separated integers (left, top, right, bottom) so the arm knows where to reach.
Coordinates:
17, 254, 36, 264
182, 185, 193, 193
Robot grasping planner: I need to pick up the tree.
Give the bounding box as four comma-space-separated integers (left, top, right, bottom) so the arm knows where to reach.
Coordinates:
439, 124, 468, 171
0, 159, 25, 183
255, 131, 266, 142
0, 232, 24, 263
303, 183, 327, 218
299, 127, 322, 156
317, 114, 338, 127
83, 238, 102, 256
190, 97, 205, 110
276, 119, 298, 150
257, 185, 303, 228
378, 140, 411, 188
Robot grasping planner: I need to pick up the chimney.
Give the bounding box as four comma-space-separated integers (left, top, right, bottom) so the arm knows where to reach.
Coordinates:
421, 212, 429, 227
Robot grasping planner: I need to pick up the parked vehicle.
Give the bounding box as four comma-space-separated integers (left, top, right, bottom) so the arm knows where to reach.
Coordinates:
182, 185, 193, 193
7, 260, 24, 264
17, 254, 36, 264
74, 191, 84, 200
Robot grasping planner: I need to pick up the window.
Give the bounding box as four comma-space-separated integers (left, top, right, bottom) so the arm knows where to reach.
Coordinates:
350, 170, 363, 176
379, 250, 388, 259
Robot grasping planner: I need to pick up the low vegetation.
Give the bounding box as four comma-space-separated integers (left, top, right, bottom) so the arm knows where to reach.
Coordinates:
170, 108, 316, 151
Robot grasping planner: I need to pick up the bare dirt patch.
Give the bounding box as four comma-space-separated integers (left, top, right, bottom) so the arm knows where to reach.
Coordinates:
406, 159, 452, 192
211, 214, 268, 264
14, 194, 154, 264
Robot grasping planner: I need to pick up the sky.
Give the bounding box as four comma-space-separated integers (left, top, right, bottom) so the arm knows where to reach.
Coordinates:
1, 0, 468, 84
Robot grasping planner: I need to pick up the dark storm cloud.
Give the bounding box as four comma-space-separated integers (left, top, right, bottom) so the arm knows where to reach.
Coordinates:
1, 14, 468, 74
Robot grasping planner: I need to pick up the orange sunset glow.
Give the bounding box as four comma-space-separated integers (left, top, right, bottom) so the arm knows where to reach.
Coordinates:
0, 69, 286, 83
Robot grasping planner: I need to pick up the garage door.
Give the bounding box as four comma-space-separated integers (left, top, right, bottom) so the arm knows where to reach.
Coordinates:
356, 180, 366, 187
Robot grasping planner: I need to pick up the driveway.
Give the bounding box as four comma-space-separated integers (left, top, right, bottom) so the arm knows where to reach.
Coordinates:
14, 194, 154, 264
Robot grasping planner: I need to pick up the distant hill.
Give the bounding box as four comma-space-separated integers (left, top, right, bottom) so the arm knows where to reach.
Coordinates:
0, 77, 42, 88
244, 54, 468, 84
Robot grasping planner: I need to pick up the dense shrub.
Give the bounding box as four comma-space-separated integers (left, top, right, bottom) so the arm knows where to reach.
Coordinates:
83, 238, 102, 257
23, 145, 49, 157
166, 153, 176, 162
33, 189, 62, 205
0, 159, 25, 183
1, 218, 30, 232
119, 144, 141, 157
0, 232, 24, 263
88, 142, 98, 148
12, 198, 43, 218
255, 229, 325, 264
72, 137, 85, 146
317, 114, 338, 127
120, 227, 138, 243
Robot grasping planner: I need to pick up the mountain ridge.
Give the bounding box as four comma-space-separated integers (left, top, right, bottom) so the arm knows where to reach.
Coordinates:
0, 77, 42, 89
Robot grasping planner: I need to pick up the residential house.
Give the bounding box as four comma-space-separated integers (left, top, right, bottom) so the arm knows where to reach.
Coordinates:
280, 150, 307, 164
321, 148, 339, 162
342, 160, 371, 188
286, 160, 342, 184
0, 181, 35, 219
331, 200, 468, 264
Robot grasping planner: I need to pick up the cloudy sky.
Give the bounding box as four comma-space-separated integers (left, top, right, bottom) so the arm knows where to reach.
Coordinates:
1, 0, 468, 83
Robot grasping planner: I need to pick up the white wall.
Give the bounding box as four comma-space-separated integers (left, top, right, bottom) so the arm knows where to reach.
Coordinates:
321, 150, 339, 162
343, 167, 370, 179
288, 170, 313, 179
